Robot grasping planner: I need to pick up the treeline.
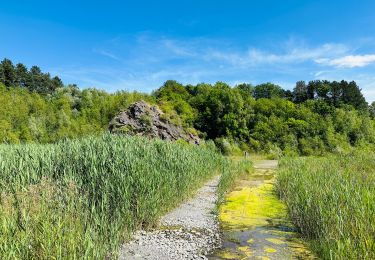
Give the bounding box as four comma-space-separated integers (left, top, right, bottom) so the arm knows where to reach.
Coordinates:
0, 58, 64, 94
242, 80, 368, 110
1, 58, 374, 155
154, 80, 375, 155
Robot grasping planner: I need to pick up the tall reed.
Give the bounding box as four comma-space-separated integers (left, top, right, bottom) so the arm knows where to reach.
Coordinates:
276, 152, 375, 259
0, 134, 228, 259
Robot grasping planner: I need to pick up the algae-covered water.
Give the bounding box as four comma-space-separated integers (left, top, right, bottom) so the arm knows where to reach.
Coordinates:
209, 160, 315, 260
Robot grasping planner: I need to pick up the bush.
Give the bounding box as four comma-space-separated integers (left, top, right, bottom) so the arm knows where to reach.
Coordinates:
214, 138, 242, 156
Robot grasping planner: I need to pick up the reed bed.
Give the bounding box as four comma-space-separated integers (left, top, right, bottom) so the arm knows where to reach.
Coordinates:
276, 152, 375, 259
0, 134, 233, 259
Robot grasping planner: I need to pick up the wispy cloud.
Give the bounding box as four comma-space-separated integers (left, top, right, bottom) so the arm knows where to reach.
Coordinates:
92, 48, 122, 62
315, 54, 375, 68
51, 34, 375, 102
160, 39, 197, 57
204, 43, 348, 67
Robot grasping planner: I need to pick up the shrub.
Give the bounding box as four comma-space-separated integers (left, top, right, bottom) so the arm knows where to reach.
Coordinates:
214, 138, 242, 156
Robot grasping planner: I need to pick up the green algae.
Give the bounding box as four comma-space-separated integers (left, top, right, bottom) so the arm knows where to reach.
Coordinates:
209, 160, 316, 259
219, 181, 287, 230
266, 238, 285, 245
216, 249, 245, 259
238, 246, 252, 257
264, 246, 277, 253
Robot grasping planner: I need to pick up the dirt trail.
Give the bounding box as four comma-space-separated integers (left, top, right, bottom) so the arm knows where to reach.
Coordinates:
208, 160, 315, 260
120, 176, 221, 259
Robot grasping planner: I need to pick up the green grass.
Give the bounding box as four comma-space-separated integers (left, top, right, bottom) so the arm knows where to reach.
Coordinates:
0, 134, 232, 259
276, 152, 375, 259
216, 156, 253, 204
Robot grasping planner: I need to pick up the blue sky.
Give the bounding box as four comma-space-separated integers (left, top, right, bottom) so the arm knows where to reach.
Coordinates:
1, 0, 375, 102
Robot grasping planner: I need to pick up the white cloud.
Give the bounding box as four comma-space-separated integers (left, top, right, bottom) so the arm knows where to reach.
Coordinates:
160, 39, 197, 57
362, 89, 375, 103
204, 43, 349, 67
316, 54, 375, 68
52, 34, 375, 102
314, 71, 327, 77
92, 48, 122, 62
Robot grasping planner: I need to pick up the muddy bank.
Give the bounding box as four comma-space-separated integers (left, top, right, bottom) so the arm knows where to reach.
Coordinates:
120, 176, 221, 259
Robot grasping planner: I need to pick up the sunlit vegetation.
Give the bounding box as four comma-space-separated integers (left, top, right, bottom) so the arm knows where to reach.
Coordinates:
0, 83, 153, 143
0, 134, 248, 258
276, 151, 375, 259
1, 58, 375, 157
1, 58, 375, 258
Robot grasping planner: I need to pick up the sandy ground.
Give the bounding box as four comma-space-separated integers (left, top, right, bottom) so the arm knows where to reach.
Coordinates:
119, 176, 221, 260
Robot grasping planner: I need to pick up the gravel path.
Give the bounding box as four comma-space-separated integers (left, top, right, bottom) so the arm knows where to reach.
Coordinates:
119, 176, 221, 260
253, 159, 278, 170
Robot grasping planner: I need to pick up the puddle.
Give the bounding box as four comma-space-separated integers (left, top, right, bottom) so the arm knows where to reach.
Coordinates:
209, 162, 315, 259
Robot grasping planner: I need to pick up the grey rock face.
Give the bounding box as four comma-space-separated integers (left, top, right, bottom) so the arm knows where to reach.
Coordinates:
109, 100, 199, 143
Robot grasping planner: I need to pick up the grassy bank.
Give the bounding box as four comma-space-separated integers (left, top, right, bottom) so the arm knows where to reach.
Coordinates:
217, 156, 253, 204
276, 152, 375, 259
0, 135, 231, 259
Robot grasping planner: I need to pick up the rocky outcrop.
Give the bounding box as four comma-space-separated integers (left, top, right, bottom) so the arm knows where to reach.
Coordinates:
109, 100, 199, 143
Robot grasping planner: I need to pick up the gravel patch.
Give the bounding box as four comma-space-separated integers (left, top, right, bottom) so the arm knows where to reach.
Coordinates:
119, 176, 221, 260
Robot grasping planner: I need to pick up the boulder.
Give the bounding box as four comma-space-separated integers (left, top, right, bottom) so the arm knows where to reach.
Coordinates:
109, 100, 199, 143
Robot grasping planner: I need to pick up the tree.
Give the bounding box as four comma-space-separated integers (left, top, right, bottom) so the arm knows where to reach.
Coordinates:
235, 83, 254, 97
51, 76, 64, 91
253, 83, 284, 99
15, 63, 30, 88
0, 58, 65, 95
153, 80, 196, 126
293, 81, 308, 103
191, 82, 245, 139
329, 81, 343, 107
306, 81, 315, 99
370, 102, 375, 118
283, 89, 294, 101
153, 80, 190, 100
0, 58, 16, 87
314, 80, 330, 101
29, 66, 43, 92
341, 81, 367, 110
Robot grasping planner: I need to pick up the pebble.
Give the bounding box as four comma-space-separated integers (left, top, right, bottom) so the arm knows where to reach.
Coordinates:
119, 176, 222, 259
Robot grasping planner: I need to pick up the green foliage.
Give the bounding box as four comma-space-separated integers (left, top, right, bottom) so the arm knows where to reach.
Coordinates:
189, 82, 248, 139
0, 84, 152, 143
217, 158, 253, 204
253, 82, 284, 99
293, 80, 368, 110
0, 58, 63, 94
153, 79, 374, 155
234, 83, 254, 97
214, 138, 242, 156
370, 101, 375, 118
153, 80, 197, 127
0, 134, 229, 259
276, 152, 375, 259
1, 58, 375, 156
140, 112, 152, 128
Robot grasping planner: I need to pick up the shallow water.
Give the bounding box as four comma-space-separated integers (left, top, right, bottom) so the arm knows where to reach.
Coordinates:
209, 161, 315, 260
